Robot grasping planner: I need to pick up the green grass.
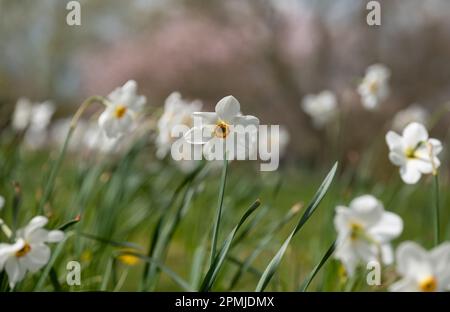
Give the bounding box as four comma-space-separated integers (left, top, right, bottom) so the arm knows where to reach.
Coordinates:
0, 126, 449, 292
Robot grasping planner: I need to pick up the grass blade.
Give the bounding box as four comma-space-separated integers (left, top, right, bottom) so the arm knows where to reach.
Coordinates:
80, 232, 144, 250
228, 204, 300, 290
200, 199, 261, 292
299, 241, 336, 292
210, 158, 228, 265
255, 162, 338, 292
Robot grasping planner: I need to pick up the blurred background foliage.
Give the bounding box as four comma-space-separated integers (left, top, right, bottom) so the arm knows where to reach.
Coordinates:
1, 0, 450, 165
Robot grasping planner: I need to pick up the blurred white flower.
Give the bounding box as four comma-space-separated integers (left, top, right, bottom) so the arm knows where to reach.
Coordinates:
386, 122, 442, 184
12, 98, 32, 131
390, 241, 450, 292
0, 216, 64, 288
156, 92, 202, 159
12, 98, 55, 132
358, 64, 391, 110
392, 104, 429, 132
0, 195, 4, 210
83, 122, 120, 153
334, 195, 403, 276
99, 80, 147, 138
301, 90, 338, 128
185, 95, 259, 160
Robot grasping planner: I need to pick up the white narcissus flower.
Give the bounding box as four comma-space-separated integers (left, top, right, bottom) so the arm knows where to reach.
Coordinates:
156, 92, 202, 159
334, 195, 403, 276
185, 95, 259, 160
12, 98, 55, 132
301, 90, 338, 128
390, 241, 450, 292
386, 122, 442, 184
99, 80, 147, 138
0, 216, 64, 288
358, 64, 391, 110
12, 98, 33, 131
392, 104, 429, 132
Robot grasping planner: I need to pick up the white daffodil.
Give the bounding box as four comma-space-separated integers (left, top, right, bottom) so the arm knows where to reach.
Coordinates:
358, 64, 391, 110
156, 92, 202, 159
334, 195, 403, 276
99, 80, 147, 138
12, 98, 55, 132
390, 241, 450, 292
0, 216, 64, 288
12, 98, 33, 131
392, 104, 428, 132
185, 95, 259, 160
386, 122, 442, 184
301, 90, 338, 128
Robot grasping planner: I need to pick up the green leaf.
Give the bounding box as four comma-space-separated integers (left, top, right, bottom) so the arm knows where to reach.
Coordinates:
255, 162, 338, 292
80, 232, 144, 250
299, 241, 336, 292
57, 215, 81, 231
200, 199, 261, 292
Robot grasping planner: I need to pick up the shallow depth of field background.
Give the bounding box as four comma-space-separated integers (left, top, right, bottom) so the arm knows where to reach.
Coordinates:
0, 0, 449, 291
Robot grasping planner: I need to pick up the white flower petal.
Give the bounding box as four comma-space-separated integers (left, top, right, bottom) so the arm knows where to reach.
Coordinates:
386, 131, 402, 150
23, 244, 51, 273
46, 230, 65, 243
23, 216, 48, 239
402, 122, 428, 148
215, 96, 240, 123
349, 195, 384, 227
232, 115, 259, 127
396, 241, 432, 281
5, 257, 26, 288
430, 242, 450, 290
369, 211, 403, 243
192, 112, 218, 125
400, 163, 422, 184
184, 126, 214, 145
389, 277, 418, 292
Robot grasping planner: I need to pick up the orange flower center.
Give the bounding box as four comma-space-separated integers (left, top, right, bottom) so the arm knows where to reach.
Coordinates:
214, 121, 230, 139
419, 276, 437, 292
15, 243, 31, 258
114, 105, 127, 119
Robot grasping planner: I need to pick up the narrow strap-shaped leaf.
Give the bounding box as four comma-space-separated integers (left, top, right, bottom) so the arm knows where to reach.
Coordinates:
57, 215, 81, 231
200, 199, 261, 292
255, 162, 338, 292
81, 232, 144, 250
299, 241, 336, 292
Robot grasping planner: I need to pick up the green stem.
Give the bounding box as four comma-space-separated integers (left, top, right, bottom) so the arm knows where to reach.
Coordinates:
37, 96, 105, 214
433, 174, 440, 246
210, 157, 228, 266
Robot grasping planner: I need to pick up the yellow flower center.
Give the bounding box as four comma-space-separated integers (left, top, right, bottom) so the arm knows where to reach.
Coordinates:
368, 80, 379, 93
419, 276, 437, 292
349, 222, 365, 241
114, 105, 127, 119
214, 121, 230, 139
15, 243, 31, 258
405, 147, 416, 159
